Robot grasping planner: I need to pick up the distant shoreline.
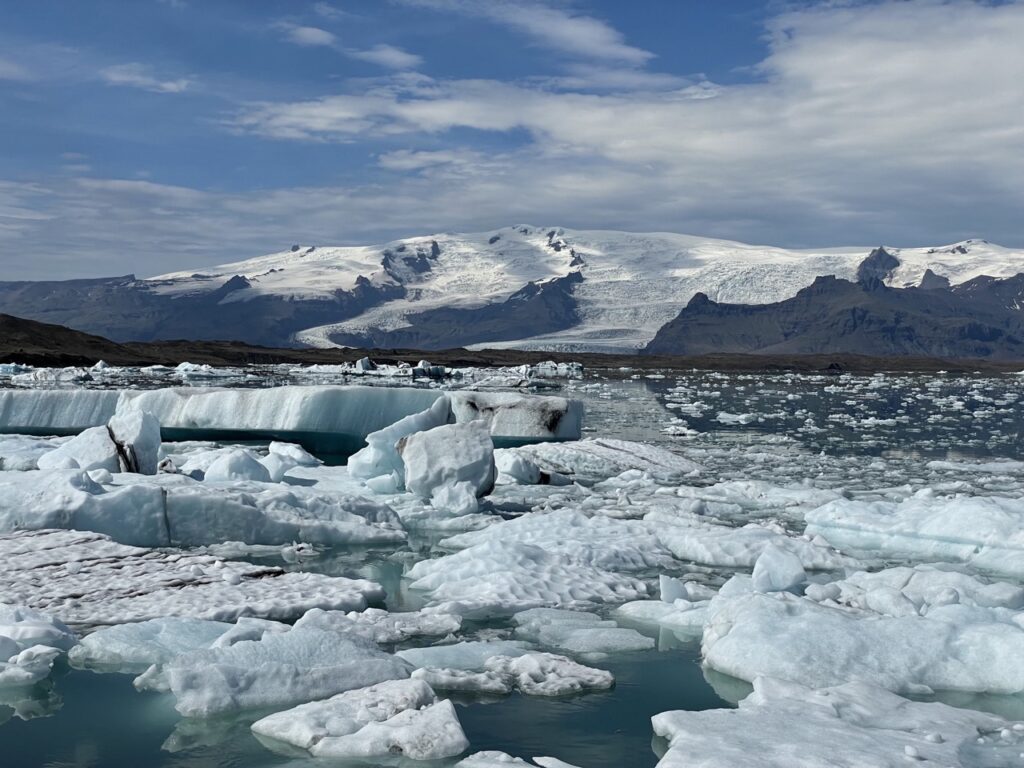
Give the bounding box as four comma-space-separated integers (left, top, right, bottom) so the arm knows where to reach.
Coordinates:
2, 313, 1021, 375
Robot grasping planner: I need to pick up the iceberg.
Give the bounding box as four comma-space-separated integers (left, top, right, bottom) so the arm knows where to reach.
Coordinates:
0, 386, 581, 452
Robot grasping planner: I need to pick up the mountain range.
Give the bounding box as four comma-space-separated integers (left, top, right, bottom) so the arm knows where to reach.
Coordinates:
1, 226, 1022, 356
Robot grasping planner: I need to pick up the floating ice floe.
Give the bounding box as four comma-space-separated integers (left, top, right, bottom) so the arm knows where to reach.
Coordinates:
404, 640, 613, 698
293, 607, 462, 644
652, 676, 1024, 767
458, 753, 583, 768
155, 628, 414, 717
512, 608, 654, 657
0, 529, 384, 627
406, 539, 650, 618
702, 564, 1024, 695
251, 678, 469, 760
69, 617, 238, 673
0, 605, 77, 688
805, 491, 1024, 578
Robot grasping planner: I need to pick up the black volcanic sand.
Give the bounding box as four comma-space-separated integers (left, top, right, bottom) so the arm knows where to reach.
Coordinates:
1, 313, 1022, 374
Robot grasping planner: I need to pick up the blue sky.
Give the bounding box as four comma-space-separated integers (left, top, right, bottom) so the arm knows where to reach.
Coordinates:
2, 0, 1023, 279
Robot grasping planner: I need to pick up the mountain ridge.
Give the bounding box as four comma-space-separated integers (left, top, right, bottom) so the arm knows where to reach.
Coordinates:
1, 227, 1021, 351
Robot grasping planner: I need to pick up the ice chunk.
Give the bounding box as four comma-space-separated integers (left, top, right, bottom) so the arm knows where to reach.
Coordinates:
0, 645, 62, 688
294, 607, 461, 644
348, 395, 452, 484
0, 468, 405, 548
407, 540, 650, 618
36, 426, 120, 473
258, 441, 321, 482
750, 544, 806, 593
203, 449, 272, 483
0, 604, 77, 653
411, 667, 513, 696
494, 450, 543, 485
652, 676, 1021, 767
398, 640, 530, 671
512, 608, 654, 656
458, 753, 581, 768
251, 678, 468, 760
400, 421, 496, 516
162, 628, 413, 717
68, 618, 232, 672
485, 653, 614, 696
448, 391, 582, 442
107, 409, 161, 475
615, 599, 709, 636
0, 604, 75, 689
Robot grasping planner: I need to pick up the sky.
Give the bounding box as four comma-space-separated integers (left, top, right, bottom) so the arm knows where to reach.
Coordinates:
1, 0, 1023, 280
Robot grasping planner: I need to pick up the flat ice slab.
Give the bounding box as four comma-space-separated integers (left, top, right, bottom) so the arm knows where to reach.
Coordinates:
0, 528, 385, 628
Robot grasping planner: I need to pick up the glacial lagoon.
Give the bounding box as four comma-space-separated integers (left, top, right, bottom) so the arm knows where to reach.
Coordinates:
1, 362, 1024, 767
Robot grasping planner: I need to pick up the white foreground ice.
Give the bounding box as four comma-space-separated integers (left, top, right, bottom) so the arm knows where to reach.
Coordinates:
702, 564, 1024, 695
806, 491, 1024, 578
251, 678, 469, 760
652, 676, 1024, 767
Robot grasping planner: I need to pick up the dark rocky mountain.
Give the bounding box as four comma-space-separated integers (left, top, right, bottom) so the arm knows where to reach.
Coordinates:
0, 274, 397, 347
645, 269, 1024, 360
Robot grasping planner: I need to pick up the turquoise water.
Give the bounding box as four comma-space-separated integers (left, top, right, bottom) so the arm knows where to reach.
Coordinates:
0, 633, 727, 768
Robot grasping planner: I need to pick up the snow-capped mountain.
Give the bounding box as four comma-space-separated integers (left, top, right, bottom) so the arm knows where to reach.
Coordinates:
1, 226, 1021, 351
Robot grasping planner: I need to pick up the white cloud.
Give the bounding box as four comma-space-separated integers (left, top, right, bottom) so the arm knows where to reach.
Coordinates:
5, 0, 1024, 280
100, 63, 189, 93
282, 24, 337, 47
347, 44, 422, 70
404, 0, 654, 65
229, 1, 1024, 246
0, 56, 31, 81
